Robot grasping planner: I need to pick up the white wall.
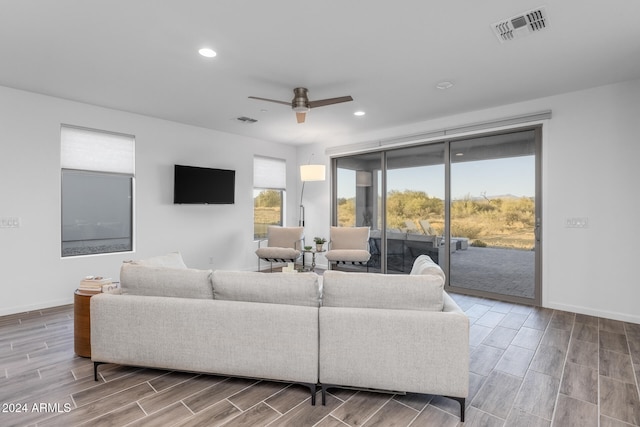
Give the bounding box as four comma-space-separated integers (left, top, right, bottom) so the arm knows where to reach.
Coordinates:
0, 85, 297, 315
303, 79, 640, 323
2, 79, 639, 323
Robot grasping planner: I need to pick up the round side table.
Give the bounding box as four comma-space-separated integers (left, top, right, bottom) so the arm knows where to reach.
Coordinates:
74, 290, 94, 358
303, 249, 325, 272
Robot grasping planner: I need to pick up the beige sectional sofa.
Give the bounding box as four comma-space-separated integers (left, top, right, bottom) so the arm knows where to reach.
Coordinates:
91, 262, 321, 402
320, 267, 469, 416
90, 253, 469, 420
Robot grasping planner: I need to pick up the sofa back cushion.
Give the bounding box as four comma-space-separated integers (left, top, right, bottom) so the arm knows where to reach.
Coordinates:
322, 270, 444, 311
409, 254, 446, 282
212, 271, 320, 307
120, 263, 213, 299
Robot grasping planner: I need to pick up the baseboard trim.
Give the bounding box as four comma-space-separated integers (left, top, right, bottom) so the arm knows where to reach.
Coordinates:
0, 296, 74, 317
545, 301, 640, 324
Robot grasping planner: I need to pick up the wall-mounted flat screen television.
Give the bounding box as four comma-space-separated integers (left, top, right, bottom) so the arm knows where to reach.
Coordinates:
173, 164, 235, 204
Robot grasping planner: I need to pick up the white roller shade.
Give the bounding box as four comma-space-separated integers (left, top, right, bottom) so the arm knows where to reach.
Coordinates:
61, 125, 135, 174
254, 156, 286, 190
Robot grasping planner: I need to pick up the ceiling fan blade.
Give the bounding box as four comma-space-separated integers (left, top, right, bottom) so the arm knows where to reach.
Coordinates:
308, 95, 353, 108
248, 96, 291, 106
296, 112, 306, 123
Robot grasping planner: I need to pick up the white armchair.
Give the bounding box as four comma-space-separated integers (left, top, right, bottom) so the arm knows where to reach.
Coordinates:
325, 226, 371, 271
255, 226, 304, 272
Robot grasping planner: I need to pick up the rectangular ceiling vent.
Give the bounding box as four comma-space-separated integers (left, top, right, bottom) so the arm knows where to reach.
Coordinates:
492, 6, 548, 43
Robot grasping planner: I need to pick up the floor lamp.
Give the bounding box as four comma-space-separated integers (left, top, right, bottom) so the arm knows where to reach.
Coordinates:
299, 164, 326, 226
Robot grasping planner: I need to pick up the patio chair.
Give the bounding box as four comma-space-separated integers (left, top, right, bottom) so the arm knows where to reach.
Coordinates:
255, 226, 304, 272
419, 219, 464, 251
325, 226, 371, 271
403, 219, 420, 233
419, 219, 437, 236
419, 219, 441, 247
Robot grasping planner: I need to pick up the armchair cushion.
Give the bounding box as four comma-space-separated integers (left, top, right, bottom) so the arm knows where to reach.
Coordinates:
266, 226, 304, 249
325, 249, 370, 263
255, 247, 301, 262
329, 226, 369, 250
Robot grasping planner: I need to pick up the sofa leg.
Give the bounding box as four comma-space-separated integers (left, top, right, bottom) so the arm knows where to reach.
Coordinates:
301, 383, 317, 405
446, 396, 465, 422
320, 384, 334, 405
93, 362, 106, 381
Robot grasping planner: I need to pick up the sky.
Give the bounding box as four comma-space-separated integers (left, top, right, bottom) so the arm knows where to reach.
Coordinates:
338, 155, 535, 200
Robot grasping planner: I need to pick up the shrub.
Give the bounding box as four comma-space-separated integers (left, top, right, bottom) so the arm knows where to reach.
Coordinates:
450, 222, 483, 239
471, 240, 487, 247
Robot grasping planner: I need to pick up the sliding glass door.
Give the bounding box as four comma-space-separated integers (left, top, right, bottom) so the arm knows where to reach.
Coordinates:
335, 153, 382, 271
385, 144, 445, 273
331, 126, 541, 305
448, 129, 540, 303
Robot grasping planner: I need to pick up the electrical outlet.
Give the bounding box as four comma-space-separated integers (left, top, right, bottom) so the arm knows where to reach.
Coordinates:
565, 217, 588, 228
0, 217, 20, 228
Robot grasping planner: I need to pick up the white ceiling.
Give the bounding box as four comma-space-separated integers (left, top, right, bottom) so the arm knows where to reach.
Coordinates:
2, 1, 639, 145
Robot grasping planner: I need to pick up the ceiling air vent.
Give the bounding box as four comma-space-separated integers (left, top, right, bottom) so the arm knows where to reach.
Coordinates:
492, 6, 548, 43
236, 116, 258, 124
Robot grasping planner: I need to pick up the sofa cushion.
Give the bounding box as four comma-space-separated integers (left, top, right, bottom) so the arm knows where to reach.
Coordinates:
410, 255, 446, 282
132, 252, 188, 269
212, 271, 320, 307
120, 263, 213, 299
322, 270, 444, 311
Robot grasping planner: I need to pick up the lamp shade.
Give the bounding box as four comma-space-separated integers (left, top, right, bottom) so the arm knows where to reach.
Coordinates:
300, 164, 326, 182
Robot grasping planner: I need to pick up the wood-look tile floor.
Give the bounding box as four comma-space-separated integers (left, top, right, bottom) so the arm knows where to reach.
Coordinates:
1, 294, 639, 427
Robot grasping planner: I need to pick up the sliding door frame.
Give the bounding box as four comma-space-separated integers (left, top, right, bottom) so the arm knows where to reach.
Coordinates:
331, 123, 543, 306
443, 125, 542, 306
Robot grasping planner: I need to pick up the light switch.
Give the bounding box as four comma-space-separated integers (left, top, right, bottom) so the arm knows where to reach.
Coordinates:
0, 217, 20, 228
565, 217, 588, 228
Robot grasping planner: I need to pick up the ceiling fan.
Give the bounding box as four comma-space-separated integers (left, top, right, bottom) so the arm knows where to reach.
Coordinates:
249, 87, 353, 123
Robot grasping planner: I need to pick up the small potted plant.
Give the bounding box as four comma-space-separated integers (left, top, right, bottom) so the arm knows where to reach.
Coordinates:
313, 237, 327, 252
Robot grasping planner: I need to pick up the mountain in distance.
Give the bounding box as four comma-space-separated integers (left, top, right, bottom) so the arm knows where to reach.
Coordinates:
459, 193, 533, 201
485, 193, 525, 200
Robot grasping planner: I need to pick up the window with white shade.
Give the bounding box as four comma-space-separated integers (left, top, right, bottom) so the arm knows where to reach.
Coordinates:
253, 156, 286, 239
61, 125, 135, 257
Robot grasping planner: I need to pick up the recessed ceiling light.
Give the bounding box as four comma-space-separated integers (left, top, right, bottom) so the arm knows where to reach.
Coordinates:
436, 81, 454, 90
198, 48, 217, 58
354, 111, 366, 117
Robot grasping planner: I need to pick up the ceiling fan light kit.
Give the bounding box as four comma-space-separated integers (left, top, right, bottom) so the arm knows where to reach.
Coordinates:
249, 87, 353, 123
